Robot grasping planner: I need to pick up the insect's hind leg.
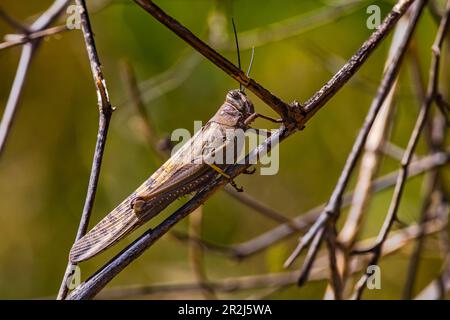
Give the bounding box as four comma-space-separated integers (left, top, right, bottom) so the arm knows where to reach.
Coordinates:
208, 163, 243, 192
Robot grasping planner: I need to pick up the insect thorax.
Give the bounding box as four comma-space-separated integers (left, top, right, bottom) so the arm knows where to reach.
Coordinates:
210, 90, 254, 128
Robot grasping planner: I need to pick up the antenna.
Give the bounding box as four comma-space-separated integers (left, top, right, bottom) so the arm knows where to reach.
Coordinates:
246, 47, 255, 77
231, 18, 243, 91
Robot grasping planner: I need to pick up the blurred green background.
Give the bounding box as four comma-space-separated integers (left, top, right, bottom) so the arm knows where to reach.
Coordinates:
0, 0, 448, 299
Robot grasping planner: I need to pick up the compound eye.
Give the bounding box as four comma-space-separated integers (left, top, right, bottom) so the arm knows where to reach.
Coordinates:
231, 91, 241, 100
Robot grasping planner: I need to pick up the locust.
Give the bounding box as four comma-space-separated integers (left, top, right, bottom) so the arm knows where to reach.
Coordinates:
69, 89, 281, 263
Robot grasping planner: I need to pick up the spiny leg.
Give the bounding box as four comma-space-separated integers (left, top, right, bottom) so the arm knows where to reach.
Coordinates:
208, 163, 243, 192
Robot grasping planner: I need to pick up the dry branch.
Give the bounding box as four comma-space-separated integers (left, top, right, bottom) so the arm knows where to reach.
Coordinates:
96, 215, 447, 299
284, 0, 426, 274
57, 0, 114, 300
352, 0, 450, 299
0, 0, 70, 155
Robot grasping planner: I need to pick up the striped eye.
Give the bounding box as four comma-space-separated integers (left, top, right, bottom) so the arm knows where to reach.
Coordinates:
231, 91, 241, 100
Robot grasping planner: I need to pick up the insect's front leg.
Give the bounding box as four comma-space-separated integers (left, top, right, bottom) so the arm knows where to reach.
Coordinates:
244, 113, 283, 126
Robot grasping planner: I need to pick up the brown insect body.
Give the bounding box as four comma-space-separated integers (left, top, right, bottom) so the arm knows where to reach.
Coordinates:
69, 90, 255, 263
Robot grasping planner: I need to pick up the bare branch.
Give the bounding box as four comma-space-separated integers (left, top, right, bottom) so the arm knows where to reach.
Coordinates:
189, 207, 217, 299
352, 1, 450, 299
133, 0, 293, 122
57, 0, 114, 300
0, 0, 70, 156
223, 187, 303, 227
174, 151, 450, 259
0, 25, 68, 51
96, 215, 447, 299
324, 10, 413, 299
285, 0, 426, 270
403, 9, 450, 299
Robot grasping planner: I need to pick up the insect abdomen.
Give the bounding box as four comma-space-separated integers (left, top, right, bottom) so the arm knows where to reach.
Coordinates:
69, 170, 216, 263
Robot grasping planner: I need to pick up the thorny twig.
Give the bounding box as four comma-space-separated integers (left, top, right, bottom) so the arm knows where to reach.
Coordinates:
57, 0, 114, 300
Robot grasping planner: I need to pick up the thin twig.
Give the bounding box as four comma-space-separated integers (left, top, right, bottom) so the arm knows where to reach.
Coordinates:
325, 224, 343, 299
133, 0, 415, 126
382, 141, 421, 162
435, 93, 450, 124
117, 1, 375, 108
99, 271, 302, 299
223, 186, 303, 227
285, 0, 426, 270
173, 151, 450, 259
189, 207, 217, 299
0, 25, 68, 51
0, 0, 70, 156
57, 0, 114, 300
352, 1, 450, 299
324, 11, 412, 299
404, 188, 444, 298
95, 215, 447, 299
132, 0, 294, 123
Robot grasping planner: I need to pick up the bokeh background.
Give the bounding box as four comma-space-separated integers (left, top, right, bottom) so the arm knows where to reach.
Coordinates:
0, 0, 449, 299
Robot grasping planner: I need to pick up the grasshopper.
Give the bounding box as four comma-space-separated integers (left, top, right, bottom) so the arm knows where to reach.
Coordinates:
69, 89, 281, 262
